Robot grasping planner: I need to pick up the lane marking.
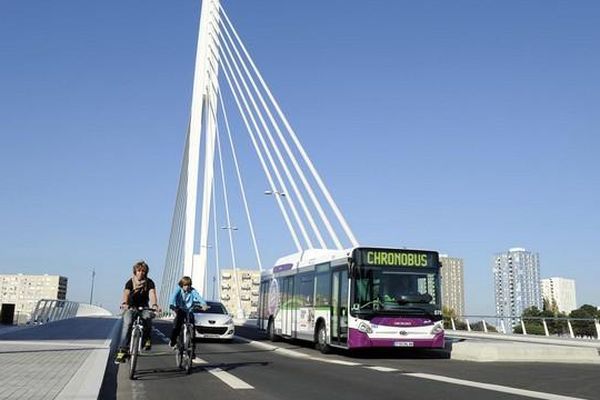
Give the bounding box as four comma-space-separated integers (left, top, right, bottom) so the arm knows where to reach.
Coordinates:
366, 366, 399, 372
207, 368, 254, 389
404, 373, 588, 400
310, 357, 361, 366
238, 335, 589, 399
193, 357, 254, 389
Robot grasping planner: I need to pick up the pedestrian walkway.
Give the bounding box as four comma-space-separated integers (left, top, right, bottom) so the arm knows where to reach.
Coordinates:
0, 316, 120, 400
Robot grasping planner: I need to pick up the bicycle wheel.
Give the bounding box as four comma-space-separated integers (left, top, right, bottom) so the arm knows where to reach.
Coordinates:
129, 328, 141, 380
183, 324, 193, 374
175, 330, 183, 369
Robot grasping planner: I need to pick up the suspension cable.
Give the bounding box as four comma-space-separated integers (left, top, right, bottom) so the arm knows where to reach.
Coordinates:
218, 88, 263, 270
220, 6, 359, 248
216, 32, 302, 251
216, 23, 313, 249
217, 16, 328, 249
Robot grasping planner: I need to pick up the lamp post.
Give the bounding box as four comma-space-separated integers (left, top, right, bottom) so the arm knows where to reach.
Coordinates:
89, 268, 95, 305
264, 190, 286, 197
221, 225, 243, 319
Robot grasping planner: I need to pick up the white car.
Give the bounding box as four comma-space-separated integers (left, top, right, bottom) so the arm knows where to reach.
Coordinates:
193, 301, 235, 341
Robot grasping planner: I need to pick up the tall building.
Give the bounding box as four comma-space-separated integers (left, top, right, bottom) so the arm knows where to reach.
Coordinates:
219, 269, 260, 318
493, 248, 542, 322
439, 254, 465, 316
0, 274, 68, 324
541, 277, 577, 314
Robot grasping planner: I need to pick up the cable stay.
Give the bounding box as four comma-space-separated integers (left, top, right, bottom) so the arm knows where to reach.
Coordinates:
160, 0, 359, 311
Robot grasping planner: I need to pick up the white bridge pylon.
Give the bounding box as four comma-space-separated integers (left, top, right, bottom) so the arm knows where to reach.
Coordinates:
159, 0, 359, 313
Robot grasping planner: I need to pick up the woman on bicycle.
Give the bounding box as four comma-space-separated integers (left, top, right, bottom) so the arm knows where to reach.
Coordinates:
168, 276, 207, 354
114, 260, 161, 364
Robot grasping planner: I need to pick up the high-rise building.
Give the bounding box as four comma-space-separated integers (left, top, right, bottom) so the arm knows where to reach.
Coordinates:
219, 269, 260, 318
439, 254, 465, 316
541, 277, 577, 314
493, 248, 542, 322
0, 274, 68, 324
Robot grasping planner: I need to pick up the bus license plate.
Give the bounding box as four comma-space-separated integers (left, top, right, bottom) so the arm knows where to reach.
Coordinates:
394, 341, 414, 347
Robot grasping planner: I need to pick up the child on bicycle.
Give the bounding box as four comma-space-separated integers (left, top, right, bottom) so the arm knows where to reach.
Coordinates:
168, 276, 207, 357
114, 260, 161, 363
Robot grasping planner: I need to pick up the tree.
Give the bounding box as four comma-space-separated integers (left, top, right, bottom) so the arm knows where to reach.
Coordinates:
569, 304, 600, 338
442, 306, 466, 330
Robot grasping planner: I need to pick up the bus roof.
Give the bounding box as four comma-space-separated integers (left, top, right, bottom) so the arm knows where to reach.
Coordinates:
267, 246, 440, 276
273, 248, 349, 271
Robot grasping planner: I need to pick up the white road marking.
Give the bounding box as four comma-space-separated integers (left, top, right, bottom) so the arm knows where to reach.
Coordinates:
309, 357, 361, 366
193, 357, 253, 389
239, 335, 586, 399
207, 368, 254, 389
404, 373, 588, 400
366, 366, 399, 372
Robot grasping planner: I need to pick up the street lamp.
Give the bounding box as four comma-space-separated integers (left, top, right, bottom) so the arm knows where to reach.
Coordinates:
89, 268, 95, 305
264, 190, 286, 197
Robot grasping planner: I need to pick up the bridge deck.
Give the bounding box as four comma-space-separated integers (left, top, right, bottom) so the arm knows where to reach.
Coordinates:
0, 316, 119, 400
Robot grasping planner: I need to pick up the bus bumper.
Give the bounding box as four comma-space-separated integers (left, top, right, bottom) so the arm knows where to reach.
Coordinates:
347, 328, 444, 349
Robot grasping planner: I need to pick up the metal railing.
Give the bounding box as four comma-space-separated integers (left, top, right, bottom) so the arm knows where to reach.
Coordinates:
28, 299, 80, 325
446, 315, 600, 340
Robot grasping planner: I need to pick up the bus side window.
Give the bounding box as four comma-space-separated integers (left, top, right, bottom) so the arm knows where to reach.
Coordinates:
315, 272, 330, 307
296, 272, 314, 307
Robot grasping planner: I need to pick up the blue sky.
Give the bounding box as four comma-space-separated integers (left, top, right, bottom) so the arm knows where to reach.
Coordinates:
1, 1, 598, 315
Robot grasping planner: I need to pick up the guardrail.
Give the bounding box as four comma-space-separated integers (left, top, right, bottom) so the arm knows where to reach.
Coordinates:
446, 315, 600, 340
28, 299, 80, 324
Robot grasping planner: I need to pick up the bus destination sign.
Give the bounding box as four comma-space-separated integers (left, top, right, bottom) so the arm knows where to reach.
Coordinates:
353, 248, 439, 268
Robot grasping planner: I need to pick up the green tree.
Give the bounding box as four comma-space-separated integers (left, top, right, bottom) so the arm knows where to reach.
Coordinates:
442, 306, 466, 330
513, 306, 546, 335
569, 304, 600, 338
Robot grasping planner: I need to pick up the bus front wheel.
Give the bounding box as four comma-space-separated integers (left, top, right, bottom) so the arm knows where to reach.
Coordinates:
315, 323, 331, 354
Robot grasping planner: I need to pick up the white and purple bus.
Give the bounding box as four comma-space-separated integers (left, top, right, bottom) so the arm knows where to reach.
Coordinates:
257, 247, 444, 353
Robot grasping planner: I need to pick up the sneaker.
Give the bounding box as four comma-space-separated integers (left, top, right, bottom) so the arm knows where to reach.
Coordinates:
114, 349, 128, 364
144, 338, 152, 351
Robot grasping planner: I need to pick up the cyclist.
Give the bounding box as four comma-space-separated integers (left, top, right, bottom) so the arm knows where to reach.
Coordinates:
168, 276, 207, 358
114, 260, 161, 363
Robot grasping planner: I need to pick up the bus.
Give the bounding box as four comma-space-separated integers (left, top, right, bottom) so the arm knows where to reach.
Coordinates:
257, 247, 444, 353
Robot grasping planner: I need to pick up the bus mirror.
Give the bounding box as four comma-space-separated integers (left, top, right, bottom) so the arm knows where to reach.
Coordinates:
351, 303, 360, 311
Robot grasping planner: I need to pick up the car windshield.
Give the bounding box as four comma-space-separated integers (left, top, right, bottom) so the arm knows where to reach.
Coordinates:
196, 301, 227, 314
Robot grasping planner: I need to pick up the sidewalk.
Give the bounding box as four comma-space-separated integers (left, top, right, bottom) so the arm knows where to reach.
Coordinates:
0, 316, 120, 400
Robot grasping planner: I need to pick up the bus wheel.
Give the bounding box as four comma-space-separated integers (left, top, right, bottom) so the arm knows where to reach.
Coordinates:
268, 319, 279, 342
316, 323, 331, 354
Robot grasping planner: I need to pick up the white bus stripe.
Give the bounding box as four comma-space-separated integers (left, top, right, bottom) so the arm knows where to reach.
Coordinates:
404, 373, 588, 400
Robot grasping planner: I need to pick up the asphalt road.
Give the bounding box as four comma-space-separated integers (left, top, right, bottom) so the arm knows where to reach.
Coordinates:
102, 321, 599, 400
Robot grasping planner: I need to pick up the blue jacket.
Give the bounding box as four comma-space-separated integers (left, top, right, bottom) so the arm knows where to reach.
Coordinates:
168, 286, 207, 311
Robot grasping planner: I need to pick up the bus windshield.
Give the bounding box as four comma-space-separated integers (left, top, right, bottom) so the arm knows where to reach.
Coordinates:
352, 267, 440, 318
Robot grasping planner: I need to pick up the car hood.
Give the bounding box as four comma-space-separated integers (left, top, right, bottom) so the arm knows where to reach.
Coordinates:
193, 313, 232, 325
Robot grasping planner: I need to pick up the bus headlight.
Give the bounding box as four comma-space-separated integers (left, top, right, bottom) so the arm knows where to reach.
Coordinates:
430, 323, 443, 334
358, 322, 373, 334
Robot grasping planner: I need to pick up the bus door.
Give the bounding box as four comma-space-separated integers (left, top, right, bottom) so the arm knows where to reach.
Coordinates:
282, 276, 294, 336
330, 268, 348, 345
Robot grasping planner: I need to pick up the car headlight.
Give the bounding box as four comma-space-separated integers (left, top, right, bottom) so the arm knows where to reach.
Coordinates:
357, 322, 372, 334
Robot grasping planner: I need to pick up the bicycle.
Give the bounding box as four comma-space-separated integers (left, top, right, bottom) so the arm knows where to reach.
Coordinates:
174, 306, 202, 375
128, 307, 155, 380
